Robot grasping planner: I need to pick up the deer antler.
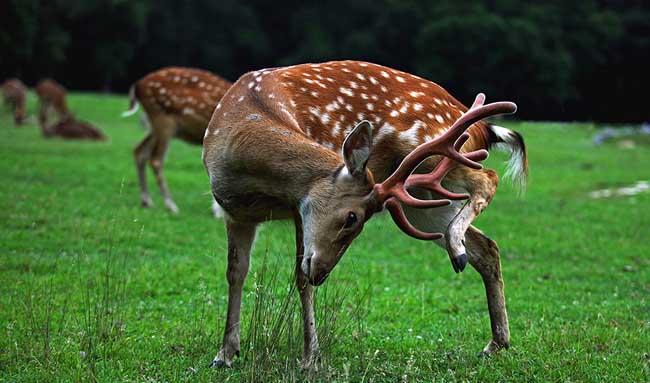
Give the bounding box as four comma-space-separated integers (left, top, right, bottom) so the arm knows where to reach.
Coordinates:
372, 93, 517, 240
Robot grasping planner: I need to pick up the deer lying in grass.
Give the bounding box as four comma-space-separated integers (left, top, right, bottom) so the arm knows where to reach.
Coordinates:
1, 78, 27, 125
42, 116, 105, 141
123, 67, 231, 215
202, 61, 527, 368
35, 79, 70, 130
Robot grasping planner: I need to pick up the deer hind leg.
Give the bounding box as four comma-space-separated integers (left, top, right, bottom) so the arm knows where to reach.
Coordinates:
465, 226, 510, 354
148, 116, 178, 213
211, 219, 257, 368
402, 190, 510, 355
294, 216, 320, 369
442, 168, 499, 273
133, 133, 156, 208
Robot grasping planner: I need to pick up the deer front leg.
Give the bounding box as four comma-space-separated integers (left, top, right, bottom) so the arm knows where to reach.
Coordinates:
211, 220, 256, 368
14, 99, 26, 125
38, 102, 49, 132
294, 217, 320, 369
134, 133, 155, 208
444, 168, 499, 273
465, 226, 510, 354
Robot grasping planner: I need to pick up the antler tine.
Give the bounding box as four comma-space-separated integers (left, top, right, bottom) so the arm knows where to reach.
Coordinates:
440, 99, 517, 169
384, 198, 444, 240
373, 93, 517, 242
470, 92, 486, 109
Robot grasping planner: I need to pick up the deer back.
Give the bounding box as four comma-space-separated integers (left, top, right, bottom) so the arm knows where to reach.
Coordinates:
209, 61, 492, 182
135, 67, 231, 143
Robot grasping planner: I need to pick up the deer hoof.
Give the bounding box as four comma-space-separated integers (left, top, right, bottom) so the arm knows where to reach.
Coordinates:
209, 359, 229, 368
165, 199, 179, 214
479, 339, 509, 357
141, 196, 154, 208
451, 253, 467, 273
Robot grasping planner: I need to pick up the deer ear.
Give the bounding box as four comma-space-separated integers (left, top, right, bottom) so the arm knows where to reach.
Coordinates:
342, 120, 373, 177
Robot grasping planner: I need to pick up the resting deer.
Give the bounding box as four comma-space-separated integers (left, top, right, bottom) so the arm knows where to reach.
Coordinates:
35, 79, 70, 129
43, 116, 105, 141
1, 78, 28, 125
122, 67, 231, 215
202, 61, 527, 368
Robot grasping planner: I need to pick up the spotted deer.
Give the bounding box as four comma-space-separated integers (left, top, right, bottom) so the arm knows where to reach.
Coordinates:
202, 61, 527, 368
122, 67, 231, 215
1, 78, 27, 125
35, 79, 71, 129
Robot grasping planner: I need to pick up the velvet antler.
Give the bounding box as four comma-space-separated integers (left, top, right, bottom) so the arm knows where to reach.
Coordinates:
372, 93, 517, 240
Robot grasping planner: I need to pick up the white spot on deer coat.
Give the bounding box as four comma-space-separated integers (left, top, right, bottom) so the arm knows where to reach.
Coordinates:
320, 113, 330, 124
325, 101, 340, 112
340, 87, 354, 97
332, 121, 342, 136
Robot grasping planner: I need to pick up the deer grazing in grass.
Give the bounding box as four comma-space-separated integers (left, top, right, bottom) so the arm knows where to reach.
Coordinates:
202, 61, 527, 368
122, 67, 231, 215
1, 78, 28, 126
35, 79, 71, 130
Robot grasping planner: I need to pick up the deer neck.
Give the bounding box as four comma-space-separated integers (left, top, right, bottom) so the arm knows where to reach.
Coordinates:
208, 123, 343, 212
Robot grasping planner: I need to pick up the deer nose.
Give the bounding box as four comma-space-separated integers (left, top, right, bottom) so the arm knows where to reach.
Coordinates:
301, 254, 312, 278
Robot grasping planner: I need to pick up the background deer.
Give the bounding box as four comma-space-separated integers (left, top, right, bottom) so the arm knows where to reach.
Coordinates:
202, 61, 527, 368
122, 67, 231, 215
35, 78, 70, 130
42, 116, 105, 141
1, 78, 28, 125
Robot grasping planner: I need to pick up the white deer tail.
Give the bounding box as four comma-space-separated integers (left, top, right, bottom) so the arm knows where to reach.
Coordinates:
121, 85, 139, 117
488, 124, 528, 193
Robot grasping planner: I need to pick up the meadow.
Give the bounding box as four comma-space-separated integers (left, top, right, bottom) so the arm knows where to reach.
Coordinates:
0, 93, 648, 382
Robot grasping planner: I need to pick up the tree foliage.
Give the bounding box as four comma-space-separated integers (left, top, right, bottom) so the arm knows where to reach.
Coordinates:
1, 0, 647, 122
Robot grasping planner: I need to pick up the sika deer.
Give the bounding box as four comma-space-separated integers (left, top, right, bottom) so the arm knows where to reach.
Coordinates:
43, 116, 105, 141
123, 67, 231, 215
202, 61, 527, 368
35, 79, 70, 129
1, 78, 27, 125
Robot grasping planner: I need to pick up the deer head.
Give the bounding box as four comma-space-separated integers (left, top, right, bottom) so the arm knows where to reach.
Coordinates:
300, 94, 516, 285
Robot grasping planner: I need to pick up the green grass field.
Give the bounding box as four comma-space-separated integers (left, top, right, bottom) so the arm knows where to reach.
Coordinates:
1, 93, 648, 382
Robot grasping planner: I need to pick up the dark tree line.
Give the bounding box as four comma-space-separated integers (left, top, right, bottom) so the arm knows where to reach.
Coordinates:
1, 0, 648, 122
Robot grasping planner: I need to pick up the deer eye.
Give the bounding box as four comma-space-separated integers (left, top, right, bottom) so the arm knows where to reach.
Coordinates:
344, 212, 357, 228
